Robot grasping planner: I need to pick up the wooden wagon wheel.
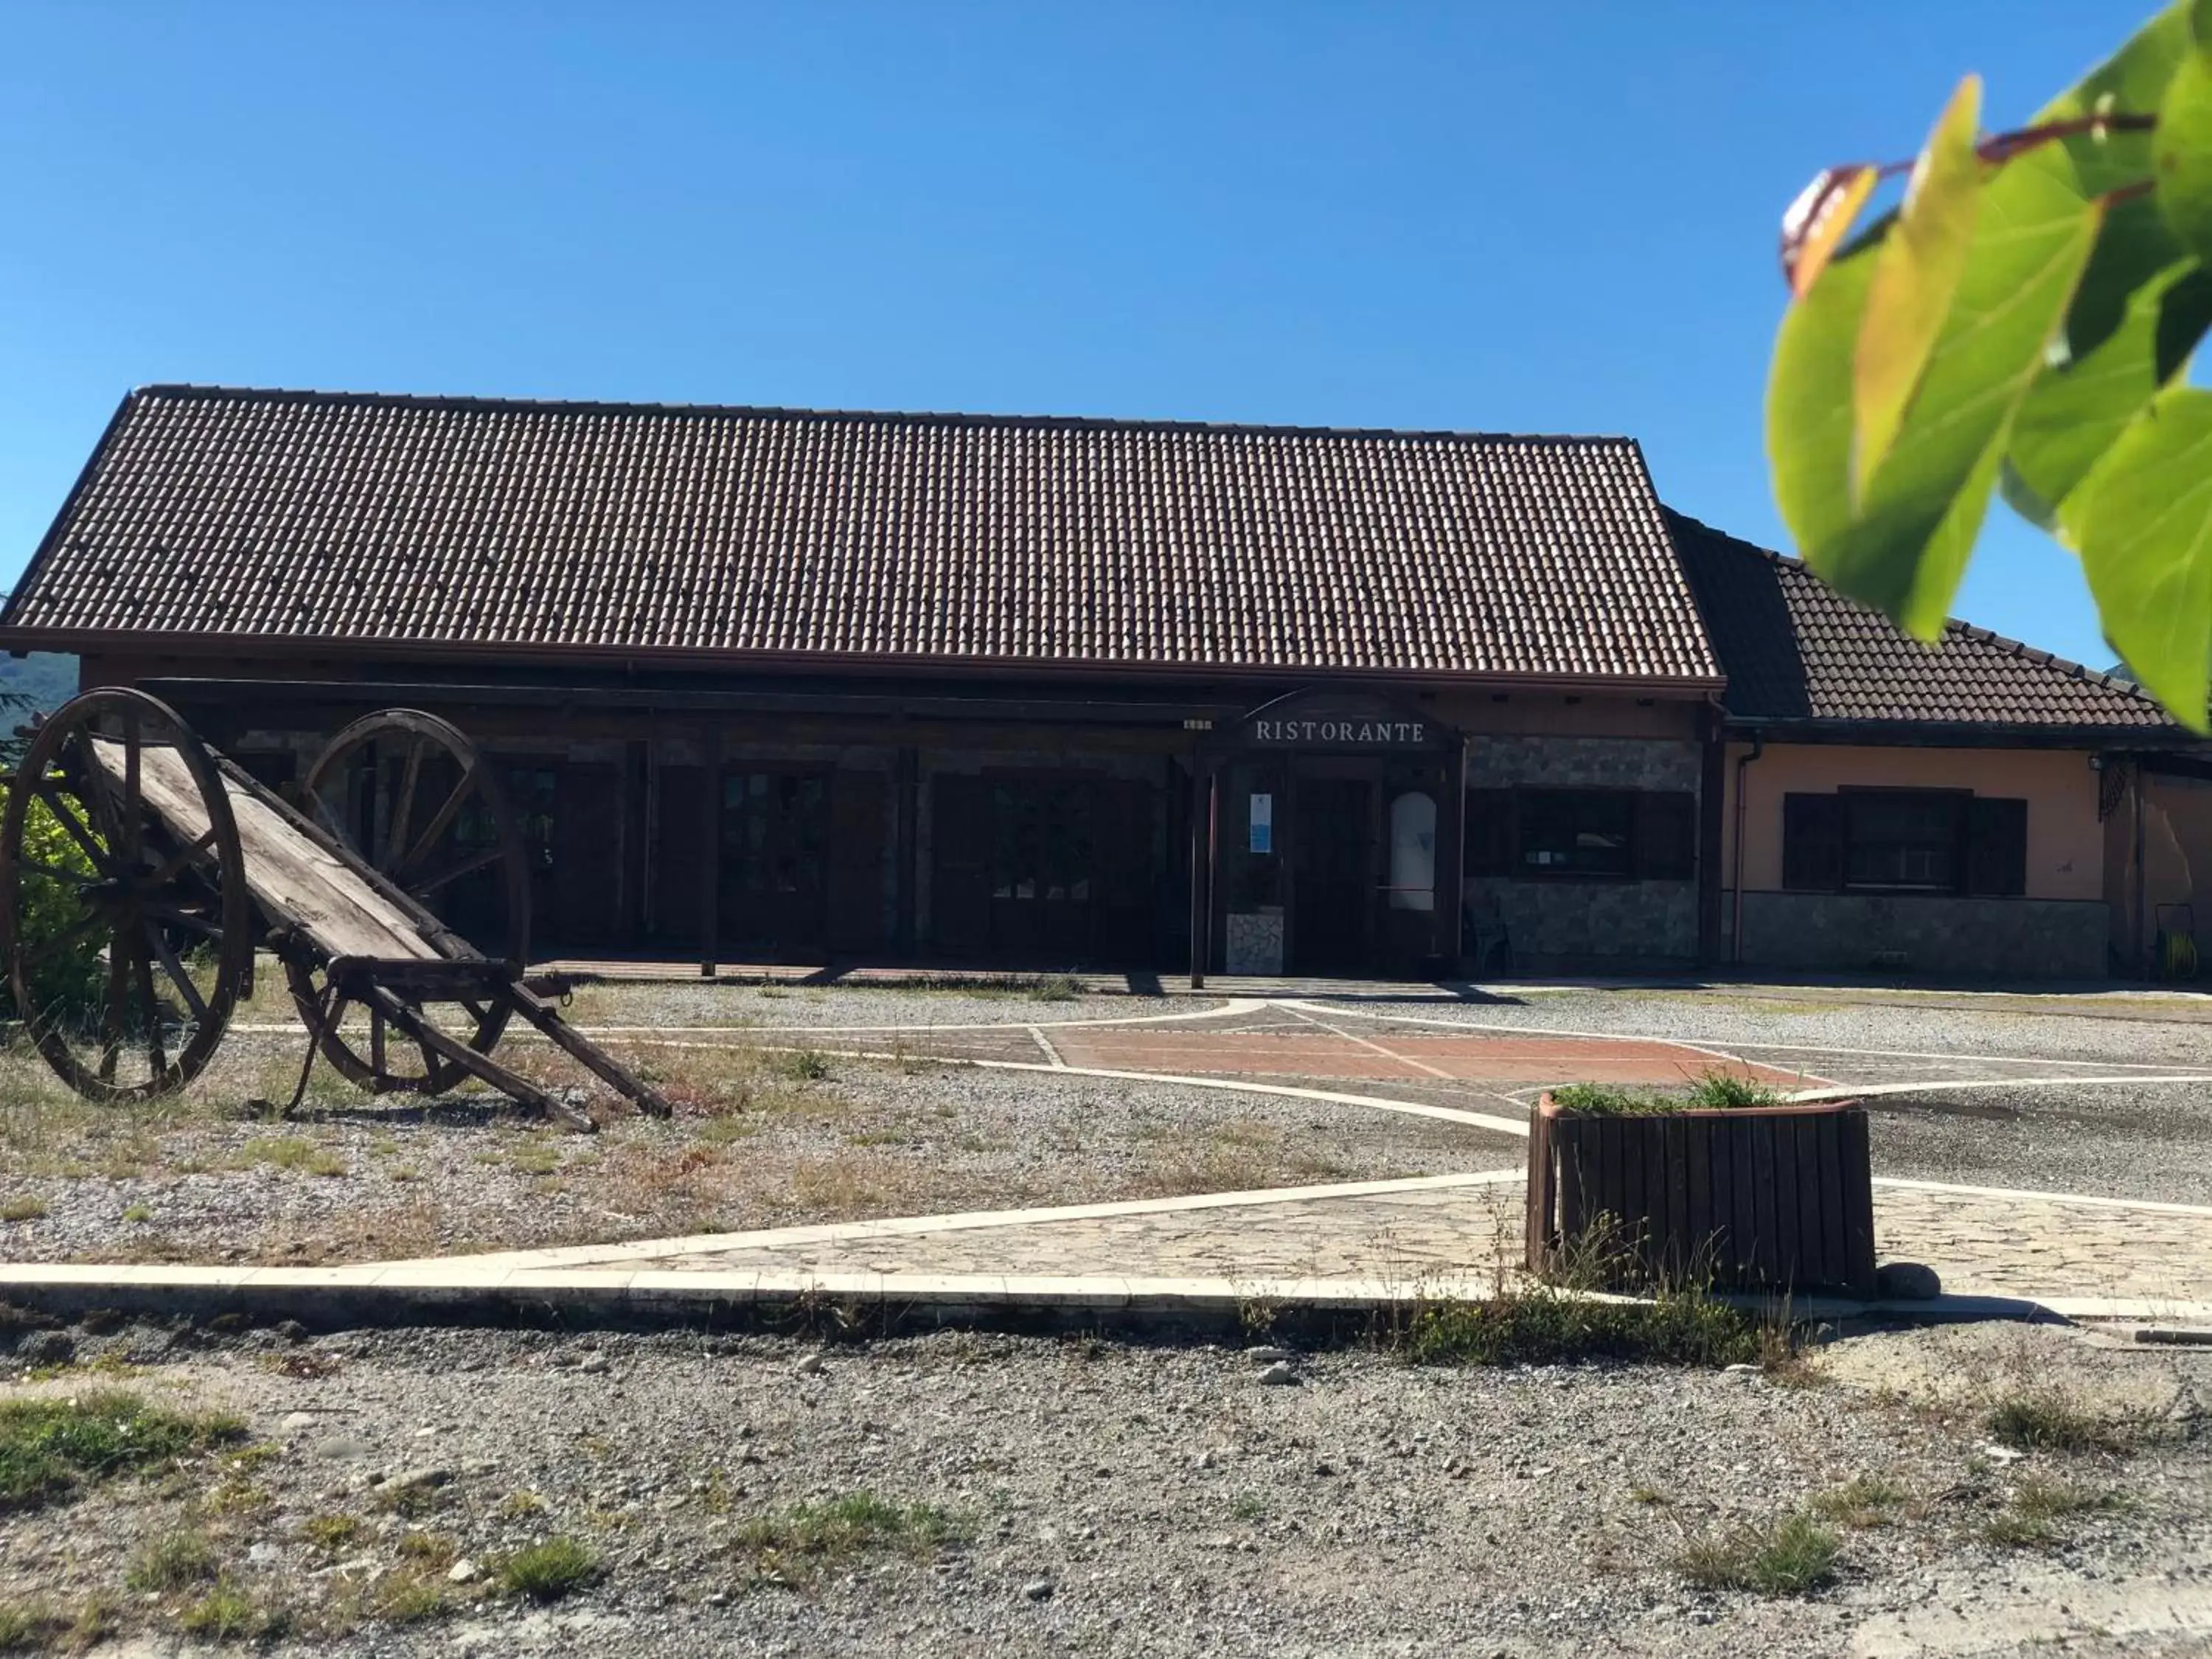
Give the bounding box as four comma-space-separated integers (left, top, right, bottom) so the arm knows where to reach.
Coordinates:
291, 711, 531, 1096
0, 689, 251, 1102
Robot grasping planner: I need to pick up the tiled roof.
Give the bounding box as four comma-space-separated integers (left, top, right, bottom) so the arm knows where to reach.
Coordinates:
1670, 511, 2174, 731
1, 386, 1722, 684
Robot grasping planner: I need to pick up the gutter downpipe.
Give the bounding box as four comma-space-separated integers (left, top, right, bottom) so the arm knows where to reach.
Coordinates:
1731, 729, 1764, 967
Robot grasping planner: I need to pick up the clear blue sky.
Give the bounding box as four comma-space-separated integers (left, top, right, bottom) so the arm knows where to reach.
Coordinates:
0, 1, 2160, 670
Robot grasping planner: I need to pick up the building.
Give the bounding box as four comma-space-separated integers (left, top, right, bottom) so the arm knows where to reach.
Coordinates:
3, 384, 2202, 981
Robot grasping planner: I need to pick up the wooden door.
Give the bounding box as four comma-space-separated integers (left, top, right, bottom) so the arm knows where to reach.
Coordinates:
828, 770, 888, 955
554, 762, 621, 949
1291, 777, 1377, 974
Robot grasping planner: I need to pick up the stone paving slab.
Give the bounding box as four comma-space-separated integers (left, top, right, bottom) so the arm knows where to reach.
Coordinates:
605, 1178, 2212, 1311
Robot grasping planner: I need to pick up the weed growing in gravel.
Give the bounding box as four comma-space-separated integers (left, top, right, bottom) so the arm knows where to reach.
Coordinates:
1399, 1281, 1761, 1368
731, 1492, 969, 1587
1812, 1475, 1915, 1529
177, 1579, 282, 1641
498, 1537, 599, 1602
301, 1512, 365, 1555
126, 1528, 220, 1592
1674, 1512, 1840, 1596
0, 1600, 63, 1652
495, 1489, 547, 1520
1982, 1478, 2129, 1548
768, 1048, 832, 1083
1027, 975, 1082, 1003
1228, 1494, 1269, 1523
0, 1593, 116, 1653
372, 1576, 452, 1625
259, 1349, 341, 1380
0, 1390, 245, 1512
121, 1203, 153, 1224
234, 1137, 348, 1178
506, 1139, 560, 1177
0, 1197, 46, 1223
1987, 1389, 2143, 1455
1628, 1486, 1671, 1506
397, 1531, 460, 1571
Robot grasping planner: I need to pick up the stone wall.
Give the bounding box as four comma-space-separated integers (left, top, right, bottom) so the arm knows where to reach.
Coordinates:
1466, 734, 1702, 793
1463, 735, 1703, 970
1736, 892, 2110, 978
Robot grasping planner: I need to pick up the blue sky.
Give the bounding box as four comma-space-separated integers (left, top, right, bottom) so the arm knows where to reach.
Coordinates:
0, 1, 2160, 670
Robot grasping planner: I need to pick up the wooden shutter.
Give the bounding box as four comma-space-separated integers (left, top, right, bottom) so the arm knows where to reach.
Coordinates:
1463, 788, 1515, 876
1635, 791, 1697, 880
1965, 796, 2028, 897
1781, 793, 1843, 891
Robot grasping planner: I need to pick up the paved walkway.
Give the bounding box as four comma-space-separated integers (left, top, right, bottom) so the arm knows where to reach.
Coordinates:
17, 992, 2212, 1326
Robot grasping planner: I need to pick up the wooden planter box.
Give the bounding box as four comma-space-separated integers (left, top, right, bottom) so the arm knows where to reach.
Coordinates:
1525, 1094, 1877, 1296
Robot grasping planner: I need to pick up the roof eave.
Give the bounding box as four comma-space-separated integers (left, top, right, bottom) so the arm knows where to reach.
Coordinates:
1720, 715, 2189, 749
0, 625, 1726, 699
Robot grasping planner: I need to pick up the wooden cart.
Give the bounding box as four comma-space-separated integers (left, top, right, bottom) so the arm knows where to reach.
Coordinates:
0, 688, 668, 1131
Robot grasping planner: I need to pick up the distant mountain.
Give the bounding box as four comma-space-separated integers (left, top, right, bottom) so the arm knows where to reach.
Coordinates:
2102, 660, 2138, 685
0, 654, 77, 714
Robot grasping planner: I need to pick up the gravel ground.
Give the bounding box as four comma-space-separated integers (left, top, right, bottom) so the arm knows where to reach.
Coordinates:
1324, 989, 2212, 1208
0, 1317, 2199, 1657
0, 1038, 1484, 1267
553, 981, 1192, 1032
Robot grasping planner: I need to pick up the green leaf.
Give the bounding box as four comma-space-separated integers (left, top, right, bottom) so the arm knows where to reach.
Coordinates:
2032, 2, 2195, 358
2065, 386, 2212, 730
1772, 156, 2104, 636
2004, 4, 2212, 529
1855, 75, 1985, 500
2008, 253, 2212, 520
1769, 227, 1882, 558
2155, 29, 2212, 264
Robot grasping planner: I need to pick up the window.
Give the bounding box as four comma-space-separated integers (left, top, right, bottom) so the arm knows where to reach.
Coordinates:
1519, 790, 1633, 876
1464, 788, 1697, 880
1781, 790, 2026, 897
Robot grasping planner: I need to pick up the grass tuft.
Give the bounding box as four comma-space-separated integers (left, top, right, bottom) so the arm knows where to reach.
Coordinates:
177, 1579, 282, 1641
498, 1537, 599, 1602
732, 1492, 968, 1587
0, 1198, 46, 1224
1675, 1511, 1840, 1596
1987, 1389, 2141, 1455
1810, 1475, 1913, 1529
1399, 1280, 1760, 1368
237, 1136, 348, 1178
767, 1048, 832, 1083
1983, 1476, 2129, 1548
126, 1528, 218, 1592
301, 1512, 365, 1555
0, 1390, 246, 1512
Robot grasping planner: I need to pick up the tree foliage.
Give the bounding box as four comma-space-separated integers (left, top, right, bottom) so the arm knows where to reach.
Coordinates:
4, 789, 104, 1022
1767, 0, 2212, 729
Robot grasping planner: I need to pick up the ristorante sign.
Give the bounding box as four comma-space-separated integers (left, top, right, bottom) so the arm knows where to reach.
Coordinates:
1244, 714, 1434, 748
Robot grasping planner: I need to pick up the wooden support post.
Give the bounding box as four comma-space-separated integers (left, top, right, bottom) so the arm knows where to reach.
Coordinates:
1188, 755, 1215, 988
698, 726, 719, 979
619, 739, 648, 947
1439, 739, 1467, 975
894, 745, 919, 957
1697, 713, 1727, 967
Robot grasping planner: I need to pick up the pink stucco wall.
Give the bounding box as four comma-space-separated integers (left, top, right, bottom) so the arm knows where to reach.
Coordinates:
1725, 743, 2105, 901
